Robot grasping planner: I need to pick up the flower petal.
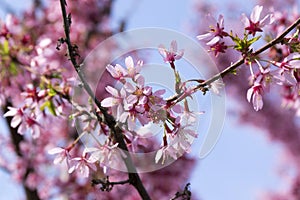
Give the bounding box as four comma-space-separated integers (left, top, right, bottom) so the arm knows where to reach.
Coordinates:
251, 5, 263, 23
125, 56, 134, 69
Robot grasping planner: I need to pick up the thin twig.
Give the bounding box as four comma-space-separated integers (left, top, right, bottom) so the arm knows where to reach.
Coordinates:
197, 17, 300, 88
170, 183, 192, 200
168, 17, 300, 103
92, 177, 130, 191
58, 1, 151, 199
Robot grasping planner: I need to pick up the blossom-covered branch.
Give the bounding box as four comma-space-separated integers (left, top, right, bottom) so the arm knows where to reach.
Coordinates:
58, 0, 151, 199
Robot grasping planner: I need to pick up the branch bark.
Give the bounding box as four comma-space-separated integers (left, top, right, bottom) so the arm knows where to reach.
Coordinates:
59, 1, 151, 199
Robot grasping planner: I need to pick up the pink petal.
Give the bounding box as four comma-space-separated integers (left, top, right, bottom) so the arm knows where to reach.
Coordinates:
241, 14, 250, 27
251, 5, 263, 23
175, 49, 184, 60
197, 32, 212, 41
124, 82, 135, 93
118, 112, 128, 123
170, 40, 178, 53
3, 107, 18, 117
125, 56, 134, 69
105, 86, 119, 97
11, 115, 22, 128
17, 123, 27, 135
135, 74, 145, 86
253, 93, 263, 111
153, 89, 166, 96
101, 97, 116, 107
68, 165, 76, 173
158, 45, 167, 58
127, 94, 138, 104
206, 36, 220, 46
127, 116, 135, 131
143, 86, 152, 96
106, 64, 119, 78
155, 148, 164, 163
247, 87, 254, 103
218, 15, 224, 28
48, 147, 64, 154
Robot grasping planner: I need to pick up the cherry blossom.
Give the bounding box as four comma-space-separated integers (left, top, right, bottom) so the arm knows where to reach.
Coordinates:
247, 83, 264, 111
48, 147, 71, 165
106, 56, 143, 80
241, 5, 274, 36
158, 40, 184, 64
68, 150, 97, 178
3, 106, 24, 128
197, 14, 228, 45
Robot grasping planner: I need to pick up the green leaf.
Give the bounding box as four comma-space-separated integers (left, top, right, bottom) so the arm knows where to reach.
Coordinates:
2, 39, 9, 55
248, 36, 261, 46
48, 88, 57, 97
9, 62, 18, 75
40, 100, 57, 116
230, 69, 237, 75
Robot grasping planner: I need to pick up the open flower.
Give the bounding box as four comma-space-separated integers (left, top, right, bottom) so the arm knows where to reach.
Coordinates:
271, 53, 300, 85
241, 5, 274, 36
48, 147, 71, 165
68, 150, 97, 178
197, 14, 228, 46
158, 40, 184, 64
106, 56, 143, 80
3, 106, 41, 138
3, 106, 23, 128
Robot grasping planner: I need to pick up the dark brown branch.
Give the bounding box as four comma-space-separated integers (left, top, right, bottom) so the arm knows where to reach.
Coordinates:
59, 1, 151, 199
92, 176, 130, 192
170, 183, 192, 200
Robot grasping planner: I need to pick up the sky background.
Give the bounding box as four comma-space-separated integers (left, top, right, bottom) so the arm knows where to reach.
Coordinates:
0, 0, 288, 199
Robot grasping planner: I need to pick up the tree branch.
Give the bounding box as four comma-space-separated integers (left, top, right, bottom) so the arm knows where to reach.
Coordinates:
197, 17, 300, 88
170, 183, 192, 200
168, 17, 300, 103
59, 1, 151, 199
92, 176, 130, 192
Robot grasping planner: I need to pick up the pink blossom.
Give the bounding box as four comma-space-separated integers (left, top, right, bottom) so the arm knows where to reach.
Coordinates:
209, 41, 227, 56
106, 56, 143, 80
3, 106, 41, 138
106, 63, 128, 80
101, 86, 126, 116
271, 53, 300, 85
3, 106, 23, 128
125, 56, 143, 79
48, 147, 71, 165
155, 145, 177, 164
87, 143, 126, 169
68, 150, 97, 178
158, 40, 184, 64
241, 5, 274, 36
247, 83, 264, 111
197, 14, 228, 45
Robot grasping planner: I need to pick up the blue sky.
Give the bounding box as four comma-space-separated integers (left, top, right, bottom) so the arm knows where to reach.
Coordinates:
0, 0, 285, 199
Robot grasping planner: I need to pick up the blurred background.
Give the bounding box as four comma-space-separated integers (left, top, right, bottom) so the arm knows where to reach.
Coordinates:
0, 0, 299, 199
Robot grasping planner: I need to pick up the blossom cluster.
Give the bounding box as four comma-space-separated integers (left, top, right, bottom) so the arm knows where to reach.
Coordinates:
101, 53, 199, 164
197, 5, 300, 116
